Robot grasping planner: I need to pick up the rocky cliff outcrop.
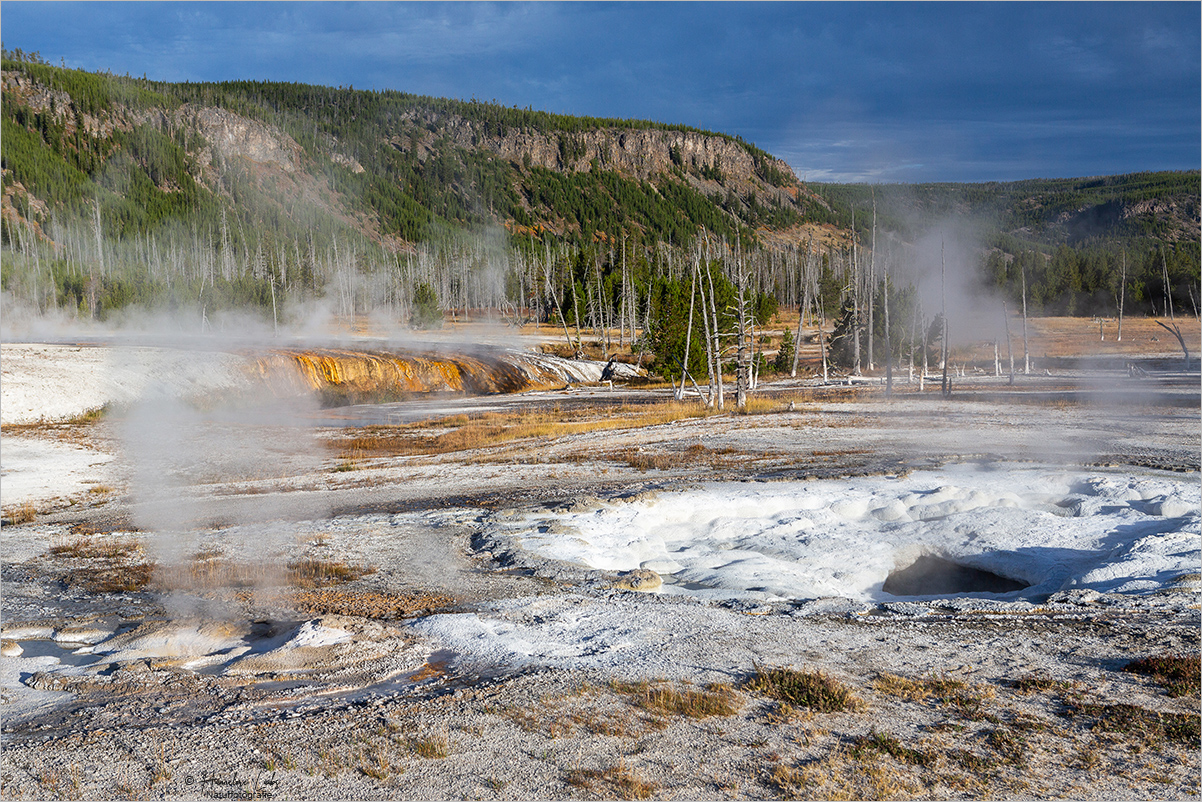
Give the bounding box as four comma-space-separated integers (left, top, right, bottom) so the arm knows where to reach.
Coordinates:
1, 71, 306, 182
1, 71, 116, 138
395, 109, 819, 210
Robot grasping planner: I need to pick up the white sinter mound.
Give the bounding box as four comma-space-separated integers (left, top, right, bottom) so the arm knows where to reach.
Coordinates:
501, 464, 1200, 602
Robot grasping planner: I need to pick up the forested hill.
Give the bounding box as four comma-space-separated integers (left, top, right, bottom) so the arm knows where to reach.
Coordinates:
1, 49, 1197, 335
813, 172, 1200, 252
0, 50, 836, 252
811, 173, 1201, 318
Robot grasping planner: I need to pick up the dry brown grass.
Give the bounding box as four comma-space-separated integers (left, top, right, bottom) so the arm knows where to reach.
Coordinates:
498, 681, 716, 740
0, 405, 109, 438
287, 558, 376, 588
5, 502, 38, 524
1012, 673, 1075, 695
49, 536, 142, 560
769, 747, 923, 801
407, 734, 449, 759
746, 666, 863, 712
72, 563, 154, 593
291, 587, 456, 619
1061, 694, 1201, 746
614, 679, 742, 719
358, 750, 391, 780
872, 672, 933, 701
58, 546, 377, 596
953, 316, 1201, 362
849, 729, 937, 767
564, 763, 658, 800
329, 401, 719, 461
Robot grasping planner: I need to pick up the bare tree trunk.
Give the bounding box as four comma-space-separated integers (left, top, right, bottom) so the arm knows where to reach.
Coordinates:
594, 252, 607, 351
270, 276, 279, 337
546, 253, 575, 355
570, 271, 584, 358
868, 190, 876, 370
1004, 302, 1015, 384
920, 309, 928, 392
791, 241, 811, 378
851, 219, 861, 375
1162, 247, 1176, 322
882, 241, 892, 396
735, 268, 749, 410
1021, 260, 1030, 374
618, 242, 627, 349
908, 297, 918, 385
941, 238, 950, 398
639, 287, 652, 369
88, 200, 102, 317
699, 263, 716, 407
1156, 320, 1190, 366
816, 275, 829, 384
678, 256, 698, 402
791, 291, 807, 378
706, 254, 724, 410
1117, 249, 1126, 341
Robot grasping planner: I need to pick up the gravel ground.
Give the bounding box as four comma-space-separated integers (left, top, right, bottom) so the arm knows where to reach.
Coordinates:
1, 349, 1198, 800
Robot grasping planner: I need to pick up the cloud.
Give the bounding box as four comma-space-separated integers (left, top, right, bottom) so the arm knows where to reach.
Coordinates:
2, 2, 1197, 182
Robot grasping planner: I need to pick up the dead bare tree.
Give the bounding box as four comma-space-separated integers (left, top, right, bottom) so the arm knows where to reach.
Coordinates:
882, 234, 892, 397
1158, 248, 1190, 365
704, 240, 724, 410
1020, 259, 1030, 375
734, 272, 751, 410
698, 258, 716, 407
908, 291, 919, 385
1117, 248, 1126, 342
920, 306, 928, 392
1157, 319, 1191, 366
1003, 301, 1015, 384
814, 270, 829, 383
850, 212, 862, 375
677, 254, 699, 402
542, 245, 576, 355
940, 238, 951, 398
868, 189, 876, 371
791, 239, 813, 378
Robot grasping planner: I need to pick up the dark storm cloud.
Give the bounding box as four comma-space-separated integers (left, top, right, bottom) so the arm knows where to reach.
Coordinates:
3, 2, 1197, 182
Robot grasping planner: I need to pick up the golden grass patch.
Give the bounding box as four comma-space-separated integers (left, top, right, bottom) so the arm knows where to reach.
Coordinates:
290, 588, 456, 619
564, 763, 658, 801
49, 536, 142, 560
5, 502, 37, 524
407, 734, 449, 759
613, 679, 742, 719
329, 400, 722, 460
73, 563, 154, 593
287, 558, 376, 588
746, 666, 863, 713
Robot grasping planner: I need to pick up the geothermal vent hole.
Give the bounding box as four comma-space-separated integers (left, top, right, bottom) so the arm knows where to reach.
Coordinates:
882, 554, 1030, 597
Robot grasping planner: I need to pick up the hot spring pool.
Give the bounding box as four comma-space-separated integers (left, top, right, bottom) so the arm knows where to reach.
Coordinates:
492, 464, 1200, 602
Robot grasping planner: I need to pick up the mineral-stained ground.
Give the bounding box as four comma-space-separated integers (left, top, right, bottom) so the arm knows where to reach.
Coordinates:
1, 340, 1198, 800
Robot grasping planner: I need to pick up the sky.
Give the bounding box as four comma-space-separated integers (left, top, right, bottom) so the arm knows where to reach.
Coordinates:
2, 1, 1199, 183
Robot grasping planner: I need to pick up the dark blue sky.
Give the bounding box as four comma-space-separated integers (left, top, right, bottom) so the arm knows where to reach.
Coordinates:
4, 2, 1198, 183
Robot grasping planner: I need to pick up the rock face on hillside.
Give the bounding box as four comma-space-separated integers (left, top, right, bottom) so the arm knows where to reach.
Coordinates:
427, 115, 811, 206
186, 107, 303, 174
1, 71, 115, 138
